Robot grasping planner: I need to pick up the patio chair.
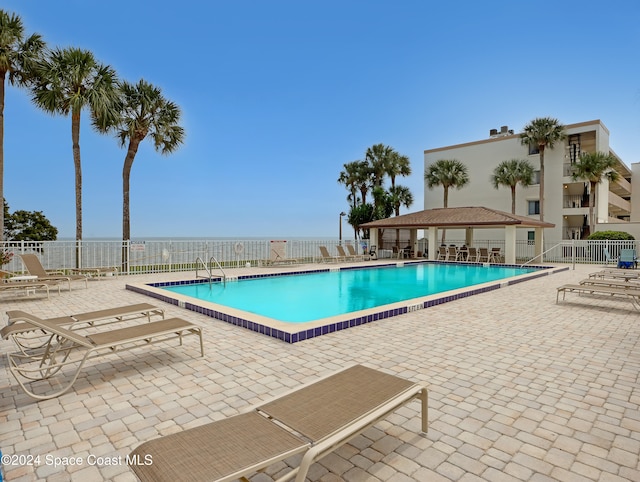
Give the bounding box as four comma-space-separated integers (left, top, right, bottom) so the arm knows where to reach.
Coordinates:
490, 248, 503, 263
447, 246, 458, 261
6, 315, 204, 400
478, 248, 490, 263
617, 249, 637, 269
128, 364, 428, 482
467, 247, 478, 262
19, 254, 88, 290
437, 246, 447, 260
603, 248, 617, 266
318, 246, 342, 263
0, 272, 61, 299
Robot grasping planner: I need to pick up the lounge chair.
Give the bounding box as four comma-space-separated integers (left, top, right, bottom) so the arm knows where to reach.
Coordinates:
589, 269, 640, 281
346, 244, 368, 261
69, 266, 119, 278
2, 303, 165, 352
617, 249, 637, 269
318, 246, 342, 263
0, 276, 60, 299
336, 245, 357, 261
556, 283, 640, 310
19, 254, 88, 290
6, 315, 204, 400
128, 364, 428, 482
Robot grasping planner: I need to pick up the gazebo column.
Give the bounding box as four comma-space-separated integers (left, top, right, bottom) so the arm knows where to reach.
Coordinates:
465, 227, 473, 246
409, 229, 417, 257
504, 225, 516, 264
428, 227, 438, 260
369, 229, 379, 257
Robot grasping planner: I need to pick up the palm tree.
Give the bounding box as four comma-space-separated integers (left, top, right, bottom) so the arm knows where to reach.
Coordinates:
490, 159, 534, 214
97, 79, 184, 242
425, 159, 469, 243
389, 184, 414, 246
338, 161, 363, 211
519, 117, 566, 221
30, 47, 118, 256
571, 151, 619, 234
0, 10, 45, 241
386, 151, 411, 189
365, 143, 392, 187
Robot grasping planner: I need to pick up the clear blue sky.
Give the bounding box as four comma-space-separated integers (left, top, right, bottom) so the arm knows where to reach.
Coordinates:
3, 0, 640, 239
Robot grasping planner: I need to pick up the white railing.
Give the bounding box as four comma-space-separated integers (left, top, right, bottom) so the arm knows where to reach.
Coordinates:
2, 238, 638, 274
0, 238, 355, 275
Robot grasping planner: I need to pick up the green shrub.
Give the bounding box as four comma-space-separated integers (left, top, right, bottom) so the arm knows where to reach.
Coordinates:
587, 230, 635, 240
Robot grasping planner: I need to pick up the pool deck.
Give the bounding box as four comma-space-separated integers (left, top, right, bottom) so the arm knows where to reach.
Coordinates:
1, 261, 639, 481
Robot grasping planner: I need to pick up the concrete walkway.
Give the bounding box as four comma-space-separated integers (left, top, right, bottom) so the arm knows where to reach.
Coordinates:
0, 263, 638, 481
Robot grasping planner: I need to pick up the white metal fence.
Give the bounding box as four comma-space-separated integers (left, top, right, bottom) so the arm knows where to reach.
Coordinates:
1, 238, 638, 275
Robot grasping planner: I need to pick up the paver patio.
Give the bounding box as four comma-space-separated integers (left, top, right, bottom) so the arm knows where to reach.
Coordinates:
0, 262, 638, 481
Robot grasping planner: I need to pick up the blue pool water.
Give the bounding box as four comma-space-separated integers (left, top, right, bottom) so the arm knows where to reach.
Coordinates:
163, 263, 536, 323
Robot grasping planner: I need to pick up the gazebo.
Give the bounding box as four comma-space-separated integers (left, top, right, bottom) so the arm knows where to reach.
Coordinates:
360, 206, 555, 264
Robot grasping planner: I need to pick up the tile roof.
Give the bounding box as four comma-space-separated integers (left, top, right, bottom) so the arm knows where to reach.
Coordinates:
360, 206, 556, 228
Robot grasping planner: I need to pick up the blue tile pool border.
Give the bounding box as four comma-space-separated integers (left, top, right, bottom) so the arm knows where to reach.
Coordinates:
126, 261, 565, 343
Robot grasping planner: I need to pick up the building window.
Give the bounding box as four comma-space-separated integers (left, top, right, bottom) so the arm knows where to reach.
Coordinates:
528, 200, 540, 215
532, 170, 540, 185
528, 145, 540, 155
527, 231, 535, 244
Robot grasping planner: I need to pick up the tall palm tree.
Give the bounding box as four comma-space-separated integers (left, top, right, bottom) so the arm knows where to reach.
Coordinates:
386, 151, 411, 189
365, 143, 392, 187
490, 159, 534, 214
0, 10, 45, 241
97, 79, 184, 242
31, 47, 118, 255
338, 161, 362, 211
571, 151, 619, 234
425, 159, 469, 243
519, 117, 566, 221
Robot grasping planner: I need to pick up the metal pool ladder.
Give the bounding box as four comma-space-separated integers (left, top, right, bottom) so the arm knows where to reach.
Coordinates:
195, 256, 227, 286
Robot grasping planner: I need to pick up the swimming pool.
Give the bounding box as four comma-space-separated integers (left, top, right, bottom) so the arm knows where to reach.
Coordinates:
127, 261, 563, 343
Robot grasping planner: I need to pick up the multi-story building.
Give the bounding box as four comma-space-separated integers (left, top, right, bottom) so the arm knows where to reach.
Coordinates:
423, 119, 634, 243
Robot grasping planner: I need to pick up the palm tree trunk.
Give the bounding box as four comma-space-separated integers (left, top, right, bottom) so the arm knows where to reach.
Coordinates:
511, 185, 517, 214
72, 109, 82, 267
538, 146, 545, 221
589, 181, 596, 233
441, 187, 449, 244
122, 138, 141, 272
0, 72, 5, 242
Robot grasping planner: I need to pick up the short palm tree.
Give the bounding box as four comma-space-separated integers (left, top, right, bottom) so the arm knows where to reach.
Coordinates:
425, 159, 469, 243
571, 151, 619, 234
97, 79, 184, 242
519, 117, 566, 221
30, 47, 118, 252
490, 159, 534, 214
0, 10, 45, 241
425, 159, 469, 208
389, 184, 414, 246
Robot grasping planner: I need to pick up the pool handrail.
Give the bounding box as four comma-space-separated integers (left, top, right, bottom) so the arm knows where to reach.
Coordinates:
195, 256, 227, 286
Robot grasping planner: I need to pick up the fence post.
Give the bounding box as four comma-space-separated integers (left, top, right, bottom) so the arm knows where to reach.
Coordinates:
572, 239, 575, 270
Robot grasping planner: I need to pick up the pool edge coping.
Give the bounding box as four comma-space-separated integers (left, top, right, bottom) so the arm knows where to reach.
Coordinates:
126, 261, 568, 343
